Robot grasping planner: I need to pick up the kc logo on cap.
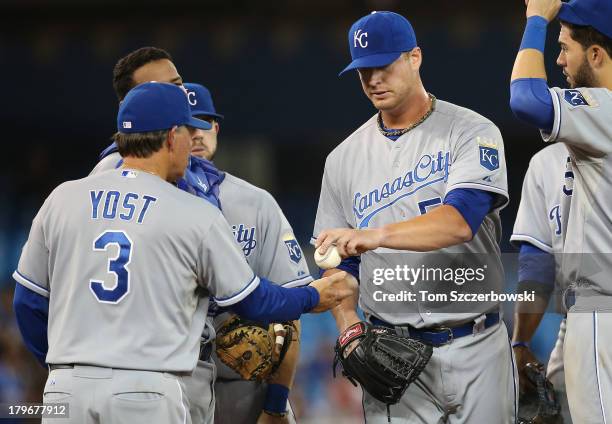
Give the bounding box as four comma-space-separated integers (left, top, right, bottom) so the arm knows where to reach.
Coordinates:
339, 11, 418, 76
354, 29, 368, 48
187, 91, 198, 106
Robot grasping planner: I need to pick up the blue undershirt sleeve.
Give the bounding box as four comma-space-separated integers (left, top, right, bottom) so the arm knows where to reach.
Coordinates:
229, 278, 319, 322
443, 188, 495, 236
510, 78, 554, 132
13, 284, 49, 367
518, 242, 555, 286
319, 256, 360, 282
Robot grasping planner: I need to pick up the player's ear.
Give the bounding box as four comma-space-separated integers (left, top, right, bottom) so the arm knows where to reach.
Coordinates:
213, 121, 220, 135
588, 45, 607, 68
166, 126, 178, 151
407, 48, 422, 71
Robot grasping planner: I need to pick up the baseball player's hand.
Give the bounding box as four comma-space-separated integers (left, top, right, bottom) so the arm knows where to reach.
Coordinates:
524, 0, 561, 21
309, 271, 352, 312
513, 345, 539, 394
257, 412, 291, 424
271, 323, 287, 364
316, 228, 384, 257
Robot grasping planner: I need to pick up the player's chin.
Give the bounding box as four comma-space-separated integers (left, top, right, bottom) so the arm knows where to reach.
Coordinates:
191, 147, 213, 161
370, 97, 395, 111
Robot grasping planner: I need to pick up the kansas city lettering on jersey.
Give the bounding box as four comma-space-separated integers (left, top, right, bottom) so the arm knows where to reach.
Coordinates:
90, 190, 157, 224
353, 151, 451, 228
232, 224, 257, 257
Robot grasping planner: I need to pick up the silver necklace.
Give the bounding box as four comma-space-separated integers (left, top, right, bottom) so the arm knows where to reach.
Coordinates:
377, 93, 436, 137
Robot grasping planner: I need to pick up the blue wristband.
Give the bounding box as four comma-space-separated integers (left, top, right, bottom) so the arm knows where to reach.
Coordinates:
512, 341, 530, 349
263, 383, 290, 414
520, 16, 548, 53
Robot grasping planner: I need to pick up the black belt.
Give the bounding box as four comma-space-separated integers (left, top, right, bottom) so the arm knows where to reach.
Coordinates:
199, 341, 213, 362
370, 312, 500, 347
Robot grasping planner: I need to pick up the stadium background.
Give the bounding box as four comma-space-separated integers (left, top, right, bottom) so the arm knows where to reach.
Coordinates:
0, 0, 566, 422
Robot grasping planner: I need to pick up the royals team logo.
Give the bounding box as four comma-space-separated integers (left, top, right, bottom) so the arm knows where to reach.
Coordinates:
232, 224, 257, 257
354, 29, 368, 48
477, 137, 499, 171
563, 89, 597, 107
283, 233, 302, 264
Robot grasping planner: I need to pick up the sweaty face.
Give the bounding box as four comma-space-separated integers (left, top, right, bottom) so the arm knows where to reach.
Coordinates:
132, 59, 183, 88
358, 52, 419, 112
190, 117, 219, 161
557, 24, 597, 88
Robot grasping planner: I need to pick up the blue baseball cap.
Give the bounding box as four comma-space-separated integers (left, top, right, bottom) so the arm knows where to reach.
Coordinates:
559, 0, 612, 39
184, 83, 225, 120
117, 82, 212, 133
339, 11, 417, 76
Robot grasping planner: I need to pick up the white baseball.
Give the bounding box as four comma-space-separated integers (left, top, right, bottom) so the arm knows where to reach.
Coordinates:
314, 245, 342, 269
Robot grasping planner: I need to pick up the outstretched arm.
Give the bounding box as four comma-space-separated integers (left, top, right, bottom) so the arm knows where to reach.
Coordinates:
316, 204, 472, 257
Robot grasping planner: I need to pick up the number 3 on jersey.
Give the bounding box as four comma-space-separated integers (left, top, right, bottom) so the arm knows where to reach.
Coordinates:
90, 230, 132, 303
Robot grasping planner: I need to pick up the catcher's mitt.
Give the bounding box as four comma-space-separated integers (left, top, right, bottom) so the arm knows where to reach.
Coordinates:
333, 321, 433, 405
215, 316, 293, 381
518, 362, 561, 424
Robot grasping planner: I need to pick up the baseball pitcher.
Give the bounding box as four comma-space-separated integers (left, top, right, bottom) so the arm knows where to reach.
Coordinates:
313, 11, 515, 423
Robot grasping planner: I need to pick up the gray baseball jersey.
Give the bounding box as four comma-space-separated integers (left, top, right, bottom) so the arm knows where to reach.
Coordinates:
212, 172, 312, 381
13, 168, 258, 372
312, 98, 508, 327
510, 143, 574, 423
541, 87, 612, 301
219, 172, 312, 288
511, 142, 573, 268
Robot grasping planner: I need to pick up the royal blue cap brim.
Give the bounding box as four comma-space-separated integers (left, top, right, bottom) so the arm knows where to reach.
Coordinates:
192, 110, 225, 120
339, 51, 403, 76
558, 3, 589, 26
186, 116, 212, 130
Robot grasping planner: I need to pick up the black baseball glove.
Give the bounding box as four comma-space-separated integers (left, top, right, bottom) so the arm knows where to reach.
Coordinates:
518, 362, 562, 424
333, 321, 433, 405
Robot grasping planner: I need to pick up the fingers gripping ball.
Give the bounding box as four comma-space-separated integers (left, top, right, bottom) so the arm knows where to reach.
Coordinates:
215, 316, 293, 381
333, 321, 433, 405
314, 245, 342, 269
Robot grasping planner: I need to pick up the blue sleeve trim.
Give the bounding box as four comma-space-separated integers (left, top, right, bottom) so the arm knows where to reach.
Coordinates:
13, 284, 48, 367
510, 234, 553, 253
443, 188, 495, 236
13, 270, 49, 297
510, 78, 554, 132
230, 277, 319, 322
213, 275, 260, 306
518, 242, 555, 286
281, 275, 314, 288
